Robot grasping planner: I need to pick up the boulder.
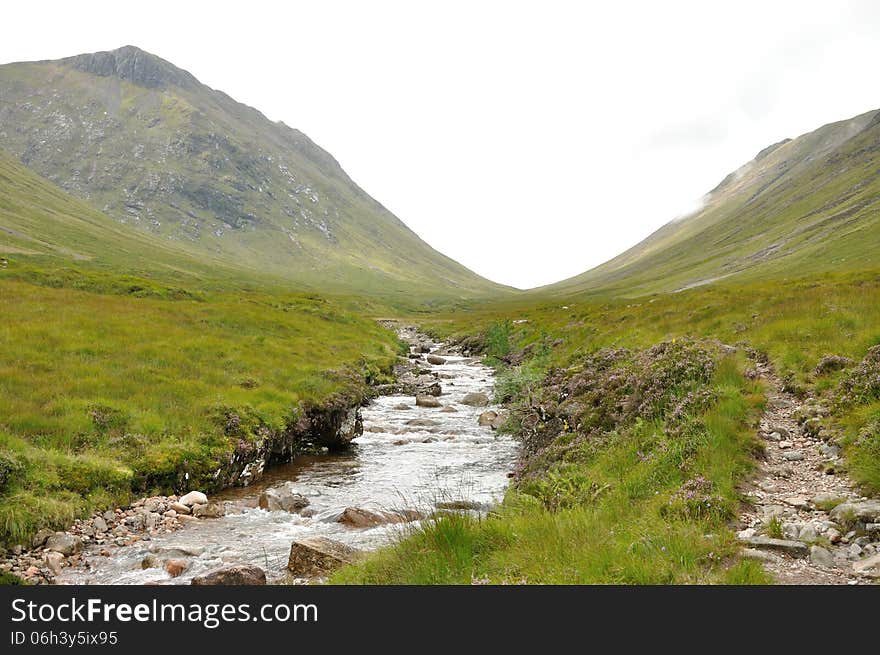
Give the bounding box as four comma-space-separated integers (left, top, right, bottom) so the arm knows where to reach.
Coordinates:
92, 516, 108, 533
420, 382, 442, 397
427, 355, 447, 365
164, 559, 189, 577
192, 564, 267, 585
440, 405, 458, 413
141, 554, 160, 569
288, 537, 360, 576
258, 486, 310, 513
170, 502, 192, 515
415, 395, 441, 408
45, 533, 82, 556
193, 502, 225, 519
178, 491, 208, 507
461, 392, 490, 407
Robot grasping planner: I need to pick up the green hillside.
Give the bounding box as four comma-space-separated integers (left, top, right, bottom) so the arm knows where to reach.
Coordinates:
540, 110, 880, 297
0, 45, 510, 302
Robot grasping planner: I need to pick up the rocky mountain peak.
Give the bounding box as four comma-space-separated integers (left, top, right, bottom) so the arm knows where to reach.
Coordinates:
62, 45, 198, 90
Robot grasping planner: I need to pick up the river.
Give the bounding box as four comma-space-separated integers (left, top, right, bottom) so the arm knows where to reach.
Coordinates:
59, 332, 518, 584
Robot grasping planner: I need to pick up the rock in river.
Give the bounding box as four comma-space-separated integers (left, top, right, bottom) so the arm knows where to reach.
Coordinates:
192, 564, 267, 585
258, 485, 310, 513
415, 395, 441, 408
461, 392, 490, 407
427, 354, 447, 365
193, 502, 225, 518
288, 537, 361, 576
478, 410, 498, 426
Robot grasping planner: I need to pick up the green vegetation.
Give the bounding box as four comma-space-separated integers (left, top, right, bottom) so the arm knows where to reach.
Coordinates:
538, 110, 880, 297
335, 346, 770, 583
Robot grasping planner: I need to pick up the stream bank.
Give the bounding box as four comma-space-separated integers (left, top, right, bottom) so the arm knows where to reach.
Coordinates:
4, 326, 518, 585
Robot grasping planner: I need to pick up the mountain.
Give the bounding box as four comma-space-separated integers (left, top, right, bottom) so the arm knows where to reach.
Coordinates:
0, 46, 509, 301
540, 109, 880, 297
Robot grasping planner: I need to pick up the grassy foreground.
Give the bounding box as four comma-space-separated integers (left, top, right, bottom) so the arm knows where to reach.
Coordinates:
334, 269, 880, 584
0, 274, 401, 547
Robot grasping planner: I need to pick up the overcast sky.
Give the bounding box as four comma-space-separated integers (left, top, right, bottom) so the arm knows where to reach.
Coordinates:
4, 1, 880, 288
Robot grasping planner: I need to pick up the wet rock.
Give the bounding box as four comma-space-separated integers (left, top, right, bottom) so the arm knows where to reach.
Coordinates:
178, 491, 208, 507
45, 533, 82, 556
164, 559, 189, 577
193, 502, 225, 519
393, 403, 411, 410
141, 554, 160, 569
415, 395, 441, 408
478, 411, 498, 427
406, 418, 441, 427
421, 382, 442, 397
427, 355, 447, 365
440, 405, 458, 413
338, 507, 400, 528
461, 392, 489, 407
191, 564, 267, 585
43, 552, 64, 576
258, 486, 310, 513
288, 537, 361, 576
170, 502, 191, 515
741, 536, 809, 557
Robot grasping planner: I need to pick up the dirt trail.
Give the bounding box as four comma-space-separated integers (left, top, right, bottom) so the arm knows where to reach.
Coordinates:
738, 360, 879, 584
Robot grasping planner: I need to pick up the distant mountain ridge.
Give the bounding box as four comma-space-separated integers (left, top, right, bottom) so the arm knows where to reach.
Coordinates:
539, 108, 880, 297
0, 46, 509, 300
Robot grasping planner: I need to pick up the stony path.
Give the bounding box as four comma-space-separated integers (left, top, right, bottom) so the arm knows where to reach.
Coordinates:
738, 361, 880, 584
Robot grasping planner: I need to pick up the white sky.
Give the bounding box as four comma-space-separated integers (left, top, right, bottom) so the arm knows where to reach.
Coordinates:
3, 1, 880, 288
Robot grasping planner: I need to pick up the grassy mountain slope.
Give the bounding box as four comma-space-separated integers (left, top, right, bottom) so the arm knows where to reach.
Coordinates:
0, 45, 509, 302
541, 109, 880, 297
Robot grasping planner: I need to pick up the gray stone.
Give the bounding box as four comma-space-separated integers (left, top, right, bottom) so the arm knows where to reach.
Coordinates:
92, 516, 108, 533
782, 451, 805, 461
810, 545, 835, 568
741, 536, 809, 557
45, 533, 82, 556
258, 486, 310, 513
830, 500, 880, 525
426, 355, 447, 365
798, 524, 819, 543
415, 395, 441, 408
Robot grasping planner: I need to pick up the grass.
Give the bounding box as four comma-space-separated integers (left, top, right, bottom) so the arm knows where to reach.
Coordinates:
0, 274, 401, 547
334, 353, 772, 584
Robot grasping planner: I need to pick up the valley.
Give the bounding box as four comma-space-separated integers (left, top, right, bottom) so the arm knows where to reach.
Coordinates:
1, 46, 879, 586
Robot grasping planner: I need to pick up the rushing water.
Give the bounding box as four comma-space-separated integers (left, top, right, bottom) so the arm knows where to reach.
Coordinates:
60, 340, 518, 584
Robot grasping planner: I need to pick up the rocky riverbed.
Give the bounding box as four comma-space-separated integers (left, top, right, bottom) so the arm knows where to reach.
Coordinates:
1, 326, 518, 584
